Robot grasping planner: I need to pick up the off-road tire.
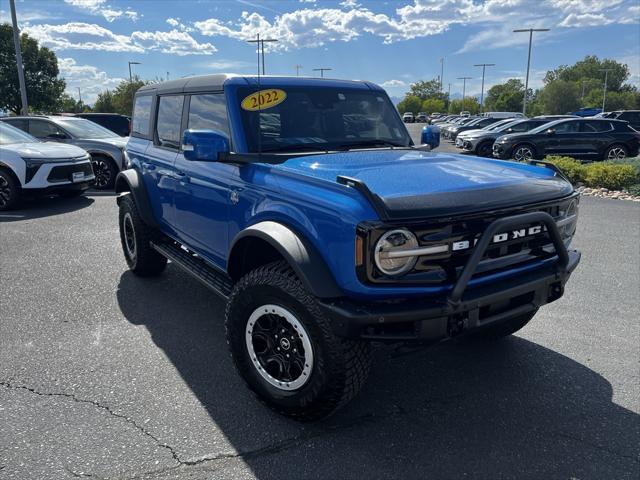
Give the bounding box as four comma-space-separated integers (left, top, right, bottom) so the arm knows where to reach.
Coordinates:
118, 194, 167, 276
470, 309, 538, 340
0, 169, 20, 211
91, 155, 117, 190
226, 261, 372, 421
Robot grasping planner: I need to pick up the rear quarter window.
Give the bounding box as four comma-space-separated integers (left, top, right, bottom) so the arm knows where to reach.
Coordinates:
132, 95, 152, 137
2, 118, 28, 132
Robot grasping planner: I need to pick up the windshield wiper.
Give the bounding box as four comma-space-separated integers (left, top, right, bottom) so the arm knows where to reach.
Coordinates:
260, 144, 331, 153
334, 140, 407, 150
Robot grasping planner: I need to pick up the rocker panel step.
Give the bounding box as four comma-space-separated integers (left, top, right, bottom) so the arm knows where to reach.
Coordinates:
151, 240, 233, 298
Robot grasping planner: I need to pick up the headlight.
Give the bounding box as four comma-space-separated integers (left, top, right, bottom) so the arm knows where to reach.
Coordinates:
374, 229, 419, 276
557, 198, 579, 239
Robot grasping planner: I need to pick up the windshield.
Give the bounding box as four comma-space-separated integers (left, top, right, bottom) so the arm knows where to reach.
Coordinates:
237, 87, 412, 153
54, 118, 117, 139
0, 122, 38, 145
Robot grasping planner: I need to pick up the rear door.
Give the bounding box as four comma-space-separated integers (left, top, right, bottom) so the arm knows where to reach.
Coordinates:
172, 92, 234, 266
141, 94, 184, 230
579, 120, 614, 157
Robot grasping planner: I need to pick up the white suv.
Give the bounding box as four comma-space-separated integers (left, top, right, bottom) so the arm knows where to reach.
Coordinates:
0, 122, 94, 210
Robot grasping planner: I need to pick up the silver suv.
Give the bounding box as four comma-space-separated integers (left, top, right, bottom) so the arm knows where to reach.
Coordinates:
0, 116, 127, 190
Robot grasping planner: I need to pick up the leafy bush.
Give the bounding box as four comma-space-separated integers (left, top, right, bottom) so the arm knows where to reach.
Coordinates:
544, 156, 584, 184
608, 157, 640, 175
626, 184, 640, 196
582, 163, 637, 190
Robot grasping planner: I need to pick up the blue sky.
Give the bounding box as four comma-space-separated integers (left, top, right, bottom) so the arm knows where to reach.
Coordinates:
2, 0, 639, 104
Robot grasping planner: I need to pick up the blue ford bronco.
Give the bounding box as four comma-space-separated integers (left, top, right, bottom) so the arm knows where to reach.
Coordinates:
116, 74, 580, 421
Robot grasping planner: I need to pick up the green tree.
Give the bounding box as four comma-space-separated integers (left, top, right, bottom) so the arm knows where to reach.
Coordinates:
544, 55, 630, 92
483, 79, 525, 113
54, 93, 80, 113
396, 95, 423, 114
421, 98, 445, 114
538, 80, 581, 114
111, 76, 148, 116
449, 97, 481, 115
584, 89, 640, 111
94, 89, 117, 112
407, 78, 447, 102
0, 23, 66, 113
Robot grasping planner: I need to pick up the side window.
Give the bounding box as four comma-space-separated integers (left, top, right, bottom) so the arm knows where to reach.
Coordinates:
3, 118, 28, 132
621, 112, 640, 123
510, 122, 531, 133
553, 121, 579, 133
580, 121, 611, 133
155, 95, 184, 149
187, 94, 230, 136
29, 120, 65, 138
132, 95, 152, 137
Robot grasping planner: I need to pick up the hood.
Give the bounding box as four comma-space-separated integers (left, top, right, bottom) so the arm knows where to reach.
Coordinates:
274, 150, 573, 220
81, 136, 128, 148
4, 141, 88, 159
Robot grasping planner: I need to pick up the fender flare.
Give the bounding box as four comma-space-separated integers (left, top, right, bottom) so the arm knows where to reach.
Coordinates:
114, 169, 158, 228
229, 221, 343, 299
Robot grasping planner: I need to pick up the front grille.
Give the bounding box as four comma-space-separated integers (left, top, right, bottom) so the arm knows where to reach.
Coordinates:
47, 163, 94, 183
360, 196, 577, 286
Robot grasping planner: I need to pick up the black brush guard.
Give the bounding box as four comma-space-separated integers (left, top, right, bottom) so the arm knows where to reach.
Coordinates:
319, 211, 580, 342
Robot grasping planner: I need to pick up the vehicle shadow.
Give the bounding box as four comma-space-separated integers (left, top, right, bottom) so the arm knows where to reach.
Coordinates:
117, 267, 639, 480
0, 195, 94, 222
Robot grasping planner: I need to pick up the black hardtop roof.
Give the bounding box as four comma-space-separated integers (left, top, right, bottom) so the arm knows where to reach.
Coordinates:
135, 74, 381, 96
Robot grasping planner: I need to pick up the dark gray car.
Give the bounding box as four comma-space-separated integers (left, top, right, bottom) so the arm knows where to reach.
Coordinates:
0, 116, 127, 189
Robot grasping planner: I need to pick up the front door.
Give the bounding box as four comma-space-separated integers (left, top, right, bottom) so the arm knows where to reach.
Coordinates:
171, 93, 233, 267
543, 120, 581, 156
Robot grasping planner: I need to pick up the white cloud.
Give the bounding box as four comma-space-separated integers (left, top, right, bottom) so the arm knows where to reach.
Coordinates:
58, 57, 123, 104
63, 0, 139, 22
193, 0, 638, 54
166, 18, 180, 27
201, 60, 254, 70
24, 22, 217, 56
381, 79, 407, 88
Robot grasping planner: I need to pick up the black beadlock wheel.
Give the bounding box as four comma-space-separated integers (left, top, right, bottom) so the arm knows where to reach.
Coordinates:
469, 309, 539, 340
91, 155, 117, 190
226, 261, 372, 421
118, 195, 167, 276
0, 169, 20, 211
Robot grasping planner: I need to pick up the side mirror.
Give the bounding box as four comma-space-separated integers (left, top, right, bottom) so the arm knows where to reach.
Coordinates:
546, 128, 556, 135
182, 129, 230, 162
420, 125, 440, 149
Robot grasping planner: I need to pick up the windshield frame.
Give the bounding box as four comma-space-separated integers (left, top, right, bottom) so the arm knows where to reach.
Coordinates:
0, 122, 39, 145
52, 118, 118, 139
234, 85, 413, 154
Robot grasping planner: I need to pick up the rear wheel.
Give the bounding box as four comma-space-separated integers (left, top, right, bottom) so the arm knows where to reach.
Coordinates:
118, 194, 167, 276
0, 169, 20, 211
226, 261, 371, 421
512, 144, 536, 162
91, 155, 117, 190
605, 144, 628, 160
470, 309, 538, 340
476, 141, 493, 157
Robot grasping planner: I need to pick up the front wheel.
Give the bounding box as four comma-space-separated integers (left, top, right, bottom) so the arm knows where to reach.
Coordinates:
476, 141, 493, 157
0, 169, 20, 211
605, 144, 628, 160
512, 144, 536, 162
91, 156, 117, 190
226, 261, 372, 421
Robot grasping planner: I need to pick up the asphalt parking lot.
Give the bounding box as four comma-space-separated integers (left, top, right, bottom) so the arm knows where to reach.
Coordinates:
406, 122, 459, 153
1, 190, 639, 479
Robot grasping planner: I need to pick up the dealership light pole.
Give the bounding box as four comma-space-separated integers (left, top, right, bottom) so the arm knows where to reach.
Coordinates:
440, 57, 445, 92
295, 64, 303, 76
599, 68, 613, 111
513, 28, 550, 116
247, 37, 278, 75
9, 0, 28, 115
474, 63, 495, 113
447, 83, 451, 113
457, 77, 472, 112
313, 68, 332, 78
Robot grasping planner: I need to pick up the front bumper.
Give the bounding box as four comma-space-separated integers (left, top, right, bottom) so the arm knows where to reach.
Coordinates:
492, 142, 513, 159
319, 211, 581, 342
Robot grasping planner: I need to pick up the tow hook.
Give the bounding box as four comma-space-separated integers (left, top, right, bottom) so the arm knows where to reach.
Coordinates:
447, 314, 467, 337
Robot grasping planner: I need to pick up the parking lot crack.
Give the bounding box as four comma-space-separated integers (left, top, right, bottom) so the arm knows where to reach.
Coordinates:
0, 381, 183, 468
